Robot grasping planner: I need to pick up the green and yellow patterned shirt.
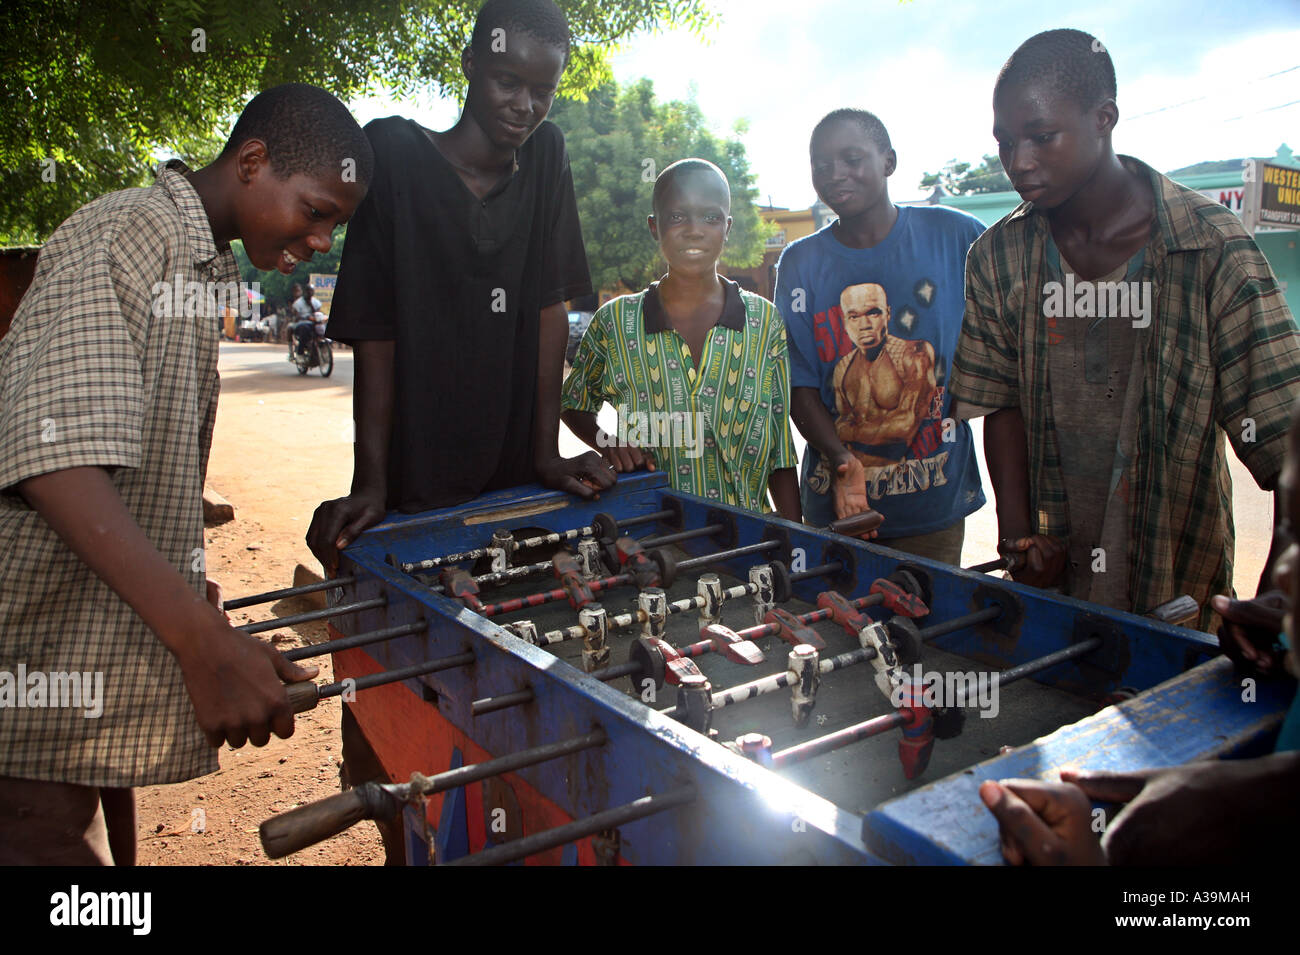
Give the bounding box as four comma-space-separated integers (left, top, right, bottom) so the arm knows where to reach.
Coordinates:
562, 278, 798, 512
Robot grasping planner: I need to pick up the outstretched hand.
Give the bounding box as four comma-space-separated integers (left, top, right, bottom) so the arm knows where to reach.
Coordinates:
1062, 763, 1252, 866
306, 490, 387, 573
831, 457, 879, 539
599, 440, 656, 474
537, 451, 617, 499
978, 778, 1107, 866
1213, 591, 1287, 676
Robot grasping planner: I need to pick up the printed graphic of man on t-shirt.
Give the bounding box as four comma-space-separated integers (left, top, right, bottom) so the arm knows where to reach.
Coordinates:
830, 283, 936, 466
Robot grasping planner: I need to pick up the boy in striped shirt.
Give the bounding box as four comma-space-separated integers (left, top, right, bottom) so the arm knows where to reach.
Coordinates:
562, 159, 801, 519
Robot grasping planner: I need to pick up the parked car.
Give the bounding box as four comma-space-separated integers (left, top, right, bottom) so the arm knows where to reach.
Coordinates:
565, 310, 594, 365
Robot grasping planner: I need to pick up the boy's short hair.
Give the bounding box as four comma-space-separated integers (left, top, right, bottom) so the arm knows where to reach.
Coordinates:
652, 158, 731, 215
810, 108, 891, 155
471, 0, 571, 63
995, 28, 1117, 111
220, 83, 374, 185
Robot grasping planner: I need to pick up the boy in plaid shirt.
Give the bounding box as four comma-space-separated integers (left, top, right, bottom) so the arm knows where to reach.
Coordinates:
0, 84, 370, 864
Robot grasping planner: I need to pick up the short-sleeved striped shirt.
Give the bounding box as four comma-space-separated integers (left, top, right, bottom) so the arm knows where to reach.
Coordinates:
0, 161, 229, 787
949, 156, 1300, 629
562, 278, 798, 511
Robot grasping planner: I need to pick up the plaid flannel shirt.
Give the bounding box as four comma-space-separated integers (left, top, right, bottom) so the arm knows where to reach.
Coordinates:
0, 162, 228, 786
949, 156, 1300, 629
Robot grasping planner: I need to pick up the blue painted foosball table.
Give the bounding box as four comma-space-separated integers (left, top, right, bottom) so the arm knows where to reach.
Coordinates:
251, 473, 1291, 865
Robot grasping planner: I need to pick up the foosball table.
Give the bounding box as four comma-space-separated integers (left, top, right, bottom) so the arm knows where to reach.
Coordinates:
240, 473, 1291, 865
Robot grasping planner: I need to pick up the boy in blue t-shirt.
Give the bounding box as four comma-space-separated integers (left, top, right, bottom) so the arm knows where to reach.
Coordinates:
774, 108, 985, 563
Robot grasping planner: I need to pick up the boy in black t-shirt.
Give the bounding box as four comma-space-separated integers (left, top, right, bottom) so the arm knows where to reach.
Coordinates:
305, 0, 609, 861
308, 0, 608, 570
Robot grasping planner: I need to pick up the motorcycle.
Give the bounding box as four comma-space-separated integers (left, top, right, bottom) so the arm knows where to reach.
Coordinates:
288, 316, 334, 377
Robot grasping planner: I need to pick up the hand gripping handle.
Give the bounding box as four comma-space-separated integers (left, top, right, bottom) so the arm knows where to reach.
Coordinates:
827, 510, 884, 538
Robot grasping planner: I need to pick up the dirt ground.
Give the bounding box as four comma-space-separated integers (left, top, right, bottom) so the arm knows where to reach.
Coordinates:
135, 339, 1275, 866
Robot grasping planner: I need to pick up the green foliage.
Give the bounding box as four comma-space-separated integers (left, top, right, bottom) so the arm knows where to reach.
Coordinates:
919, 154, 1012, 196
550, 79, 772, 294
232, 225, 347, 309
0, 0, 713, 243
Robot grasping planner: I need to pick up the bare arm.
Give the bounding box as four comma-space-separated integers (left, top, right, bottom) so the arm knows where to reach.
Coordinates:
983, 407, 1033, 539
792, 386, 871, 522
768, 468, 802, 523
19, 466, 315, 748
535, 302, 616, 496
306, 339, 394, 571
983, 407, 1065, 586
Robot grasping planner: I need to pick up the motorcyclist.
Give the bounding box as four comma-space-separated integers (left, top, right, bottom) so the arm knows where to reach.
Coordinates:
290, 283, 323, 355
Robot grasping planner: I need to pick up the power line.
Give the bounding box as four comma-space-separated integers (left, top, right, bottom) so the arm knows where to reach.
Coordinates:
1223, 98, 1300, 123
1127, 64, 1299, 121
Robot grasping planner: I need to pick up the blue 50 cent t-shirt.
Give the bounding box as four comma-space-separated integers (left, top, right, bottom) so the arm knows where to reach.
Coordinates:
774, 206, 986, 537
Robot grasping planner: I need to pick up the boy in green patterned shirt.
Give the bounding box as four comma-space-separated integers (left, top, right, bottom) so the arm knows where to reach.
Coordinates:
561, 159, 801, 519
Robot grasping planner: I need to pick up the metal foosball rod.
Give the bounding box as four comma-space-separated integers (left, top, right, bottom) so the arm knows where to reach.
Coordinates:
224, 575, 359, 611
470, 566, 931, 715
283, 620, 428, 661
756, 633, 1107, 769
965, 553, 1028, 575
259, 729, 609, 858
284, 650, 477, 714
475, 509, 885, 619
392, 509, 676, 573
521, 571, 777, 651
586, 568, 930, 686
227, 557, 553, 619
444, 785, 697, 867
691, 605, 1003, 724
237, 595, 388, 635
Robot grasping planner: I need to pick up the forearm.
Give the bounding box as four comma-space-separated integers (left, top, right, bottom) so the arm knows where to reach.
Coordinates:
18, 467, 217, 660
768, 468, 802, 522
351, 340, 395, 498
791, 388, 851, 467
561, 408, 603, 451
534, 302, 569, 465
1259, 488, 1284, 594
984, 407, 1034, 538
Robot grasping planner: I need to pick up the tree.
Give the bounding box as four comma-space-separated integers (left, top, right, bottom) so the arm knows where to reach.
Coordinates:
919, 154, 1012, 196
0, 0, 714, 243
549, 79, 771, 295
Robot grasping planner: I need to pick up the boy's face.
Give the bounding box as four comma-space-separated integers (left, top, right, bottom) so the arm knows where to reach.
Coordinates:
1275, 420, 1300, 678
236, 142, 366, 274
810, 120, 895, 220
647, 169, 732, 276
462, 32, 566, 151
992, 82, 1113, 210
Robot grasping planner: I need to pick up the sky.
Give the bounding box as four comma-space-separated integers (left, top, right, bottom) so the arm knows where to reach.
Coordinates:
352, 0, 1300, 209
